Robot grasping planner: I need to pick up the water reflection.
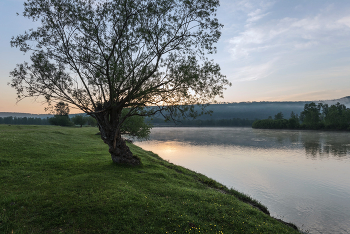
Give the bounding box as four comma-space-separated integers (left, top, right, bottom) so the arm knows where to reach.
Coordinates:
134, 127, 350, 234
299, 133, 350, 159
139, 127, 350, 159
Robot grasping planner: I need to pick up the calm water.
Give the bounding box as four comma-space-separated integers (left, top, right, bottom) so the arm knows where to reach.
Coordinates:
134, 127, 350, 234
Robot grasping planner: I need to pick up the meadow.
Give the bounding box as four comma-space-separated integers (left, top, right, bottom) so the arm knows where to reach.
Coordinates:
0, 125, 300, 233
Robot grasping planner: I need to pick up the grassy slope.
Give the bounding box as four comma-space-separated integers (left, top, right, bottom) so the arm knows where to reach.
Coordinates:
0, 125, 300, 234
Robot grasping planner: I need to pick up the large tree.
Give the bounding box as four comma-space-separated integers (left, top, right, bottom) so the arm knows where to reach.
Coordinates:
10, 0, 230, 165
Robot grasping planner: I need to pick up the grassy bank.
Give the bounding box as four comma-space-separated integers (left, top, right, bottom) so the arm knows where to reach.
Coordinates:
0, 125, 299, 233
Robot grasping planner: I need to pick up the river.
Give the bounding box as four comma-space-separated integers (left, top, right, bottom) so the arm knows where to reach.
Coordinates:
133, 127, 350, 234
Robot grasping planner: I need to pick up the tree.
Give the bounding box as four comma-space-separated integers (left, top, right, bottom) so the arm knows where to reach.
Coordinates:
290, 111, 298, 120
71, 115, 87, 127
54, 102, 70, 116
274, 112, 284, 120
48, 115, 73, 126
288, 111, 299, 129
299, 102, 321, 129
86, 116, 97, 127
324, 102, 349, 129
48, 101, 73, 126
10, 0, 230, 165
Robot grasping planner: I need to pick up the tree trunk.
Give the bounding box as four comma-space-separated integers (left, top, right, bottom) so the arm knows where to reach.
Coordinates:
96, 109, 141, 166
107, 133, 140, 165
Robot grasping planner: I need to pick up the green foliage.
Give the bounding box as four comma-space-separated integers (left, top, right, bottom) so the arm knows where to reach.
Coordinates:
120, 109, 152, 140
324, 103, 350, 129
48, 115, 74, 127
253, 102, 350, 130
71, 115, 87, 127
48, 101, 74, 126
299, 103, 321, 129
0, 116, 49, 125
86, 116, 97, 127
0, 125, 299, 233
54, 102, 70, 116
287, 111, 300, 129
274, 112, 284, 120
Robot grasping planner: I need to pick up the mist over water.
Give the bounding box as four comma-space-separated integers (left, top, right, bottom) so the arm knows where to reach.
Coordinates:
134, 127, 350, 234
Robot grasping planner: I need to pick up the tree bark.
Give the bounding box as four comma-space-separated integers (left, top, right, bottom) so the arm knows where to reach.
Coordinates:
107, 133, 140, 165
96, 109, 141, 166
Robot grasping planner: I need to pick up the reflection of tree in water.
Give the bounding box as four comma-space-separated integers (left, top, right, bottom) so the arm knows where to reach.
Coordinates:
302, 134, 350, 159
329, 143, 349, 158
304, 142, 321, 158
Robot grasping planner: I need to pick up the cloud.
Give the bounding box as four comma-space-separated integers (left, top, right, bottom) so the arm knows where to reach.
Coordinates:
228, 3, 350, 61
338, 16, 350, 28
234, 0, 275, 12
294, 41, 318, 50
231, 59, 277, 82
246, 8, 270, 25
229, 28, 271, 58
236, 0, 275, 25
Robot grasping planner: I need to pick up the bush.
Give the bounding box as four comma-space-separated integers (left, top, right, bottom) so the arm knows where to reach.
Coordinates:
86, 116, 97, 127
71, 115, 87, 127
49, 115, 74, 126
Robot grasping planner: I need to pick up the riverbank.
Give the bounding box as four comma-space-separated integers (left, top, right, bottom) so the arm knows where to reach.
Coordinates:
0, 125, 300, 233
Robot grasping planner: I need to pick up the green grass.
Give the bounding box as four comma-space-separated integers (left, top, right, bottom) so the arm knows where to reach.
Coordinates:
0, 125, 300, 233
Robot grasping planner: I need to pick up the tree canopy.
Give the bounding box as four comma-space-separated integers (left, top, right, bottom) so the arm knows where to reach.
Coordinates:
274, 112, 283, 120
54, 102, 70, 116
48, 101, 73, 126
10, 0, 230, 165
71, 114, 86, 127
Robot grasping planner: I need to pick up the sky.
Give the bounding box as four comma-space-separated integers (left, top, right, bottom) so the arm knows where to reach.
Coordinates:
1, 0, 350, 114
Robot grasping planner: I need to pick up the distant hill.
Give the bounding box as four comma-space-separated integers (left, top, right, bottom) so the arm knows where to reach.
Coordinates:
199, 96, 350, 120
0, 112, 54, 119
2, 96, 350, 121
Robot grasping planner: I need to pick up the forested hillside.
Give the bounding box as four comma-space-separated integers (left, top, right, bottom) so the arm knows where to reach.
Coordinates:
196, 96, 350, 120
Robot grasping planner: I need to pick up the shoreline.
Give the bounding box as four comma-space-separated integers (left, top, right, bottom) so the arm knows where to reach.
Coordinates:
139, 143, 301, 232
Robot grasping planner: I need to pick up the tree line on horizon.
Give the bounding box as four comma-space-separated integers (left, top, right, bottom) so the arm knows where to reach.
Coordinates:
0, 115, 97, 127
252, 102, 350, 130
0, 116, 50, 125
0, 102, 97, 127
47, 102, 97, 127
